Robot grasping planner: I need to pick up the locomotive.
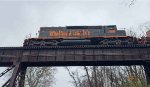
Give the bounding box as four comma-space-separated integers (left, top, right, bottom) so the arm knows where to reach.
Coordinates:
23, 25, 142, 46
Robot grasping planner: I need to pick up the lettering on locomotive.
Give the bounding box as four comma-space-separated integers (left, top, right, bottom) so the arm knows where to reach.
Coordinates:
49, 30, 91, 38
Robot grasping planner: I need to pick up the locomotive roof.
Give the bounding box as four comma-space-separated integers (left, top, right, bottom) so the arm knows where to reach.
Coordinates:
40, 25, 117, 30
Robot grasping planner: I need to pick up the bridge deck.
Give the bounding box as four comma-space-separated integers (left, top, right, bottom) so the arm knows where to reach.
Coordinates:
0, 45, 150, 66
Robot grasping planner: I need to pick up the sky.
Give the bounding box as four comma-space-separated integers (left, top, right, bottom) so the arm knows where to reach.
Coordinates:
0, 0, 150, 87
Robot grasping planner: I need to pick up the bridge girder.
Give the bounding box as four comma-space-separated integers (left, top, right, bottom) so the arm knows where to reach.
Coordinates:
0, 45, 150, 86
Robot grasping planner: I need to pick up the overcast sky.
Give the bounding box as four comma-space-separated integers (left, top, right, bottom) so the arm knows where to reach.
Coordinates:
0, 0, 150, 87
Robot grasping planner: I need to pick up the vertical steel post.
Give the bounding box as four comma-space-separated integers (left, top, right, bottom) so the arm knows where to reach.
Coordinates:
143, 61, 150, 85
8, 62, 27, 87
9, 62, 21, 87
18, 65, 27, 87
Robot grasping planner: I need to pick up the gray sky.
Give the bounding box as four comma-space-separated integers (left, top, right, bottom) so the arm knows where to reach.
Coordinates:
0, 0, 150, 47
0, 0, 150, 87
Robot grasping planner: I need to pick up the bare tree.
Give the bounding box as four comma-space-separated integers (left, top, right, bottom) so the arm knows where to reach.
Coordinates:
65, 67, 79, 87
66, 66, 148, 87
129, 0, 136, 7
25, 67, 56, 87
138, 21, 150, 36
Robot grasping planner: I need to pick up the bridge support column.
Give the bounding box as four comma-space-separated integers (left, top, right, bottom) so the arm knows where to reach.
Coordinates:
18, 65, 27, 87
143, 61, 150, 86
9, 62, 21, 87
9, 62, 27, 87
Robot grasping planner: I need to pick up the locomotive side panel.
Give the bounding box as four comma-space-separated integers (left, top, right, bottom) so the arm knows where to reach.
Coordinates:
39, 25, 124, 39
39, 26, 102, 39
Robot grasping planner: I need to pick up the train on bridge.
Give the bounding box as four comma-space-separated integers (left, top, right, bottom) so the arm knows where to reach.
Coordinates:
23, 25, 150, 46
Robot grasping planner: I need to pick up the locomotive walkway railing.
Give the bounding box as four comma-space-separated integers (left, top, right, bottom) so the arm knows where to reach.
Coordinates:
0, 44, 150, 87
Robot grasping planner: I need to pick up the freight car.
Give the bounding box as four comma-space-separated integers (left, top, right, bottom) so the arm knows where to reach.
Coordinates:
23, 25, 137, 46
145, 30, 150, 44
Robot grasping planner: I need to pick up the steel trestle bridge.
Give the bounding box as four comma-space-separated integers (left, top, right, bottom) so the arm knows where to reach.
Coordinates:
0, 44, 150, 87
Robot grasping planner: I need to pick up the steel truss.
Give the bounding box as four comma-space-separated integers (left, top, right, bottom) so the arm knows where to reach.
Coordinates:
1, 62, 27, 87
0, 61, 150, 87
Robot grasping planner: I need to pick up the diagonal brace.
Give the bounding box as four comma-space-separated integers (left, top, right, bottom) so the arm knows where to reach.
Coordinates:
9, 62, 21, 87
